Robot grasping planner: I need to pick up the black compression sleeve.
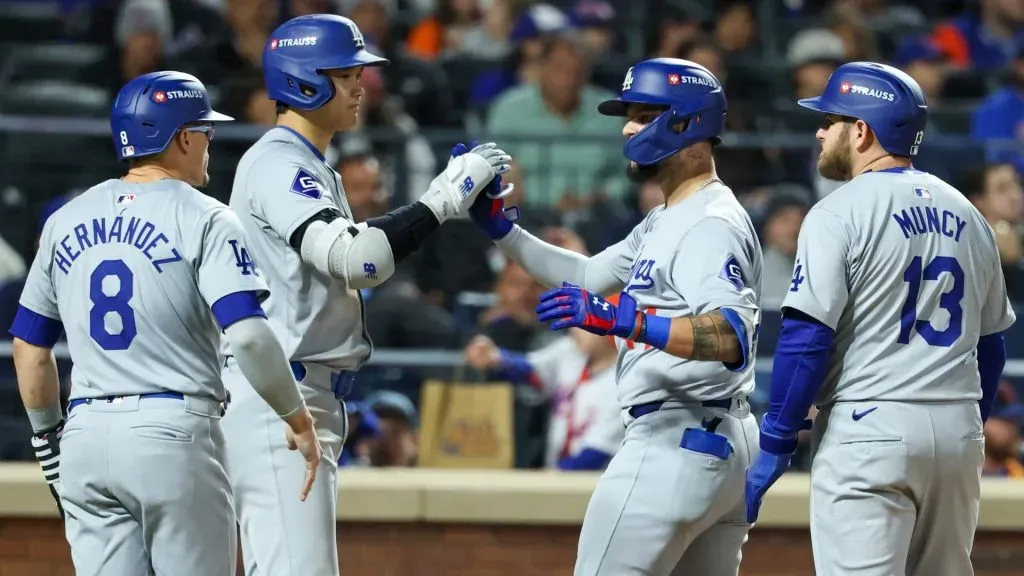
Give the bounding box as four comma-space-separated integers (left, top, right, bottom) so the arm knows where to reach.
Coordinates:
364, 202, 440, 262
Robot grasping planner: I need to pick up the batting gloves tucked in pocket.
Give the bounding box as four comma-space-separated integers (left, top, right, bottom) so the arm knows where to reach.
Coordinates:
31, 420, 65, 519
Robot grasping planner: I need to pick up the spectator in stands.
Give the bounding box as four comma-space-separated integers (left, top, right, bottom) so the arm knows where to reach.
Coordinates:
219, 68, 277, 126
831, 0, 927, 55
347, 0, 460, 127
477, 260, 547, 352
960, 162, 1024, 300
339, 401, 381, 467
982, 382, 1024, 478
464, 324, 622, 471
893, 35, 948, 106
759, 193, 809, 310
827, 2, 879, 62
406, 0, 511, 61
783, 28, 848, 199
972, 42, 1024, 173
364, 390, 419, 467
486, 32, 627, 209
337, 150, 389, 222
712, 0, 757, 59
288, 0, 343, 17
597, 177, 663, 251
648, 3, 704, 59
932, 0, 1024, 72
347, 51, 437, 200
114, 0, 173, 91
469, 2, 574, 108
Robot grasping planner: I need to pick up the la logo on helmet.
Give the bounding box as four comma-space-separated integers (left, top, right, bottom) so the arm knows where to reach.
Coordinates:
345, 21, 365, 48
622, 67, 634, 91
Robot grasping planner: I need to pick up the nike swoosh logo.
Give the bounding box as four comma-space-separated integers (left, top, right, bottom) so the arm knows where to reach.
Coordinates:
852, 407, 878, 421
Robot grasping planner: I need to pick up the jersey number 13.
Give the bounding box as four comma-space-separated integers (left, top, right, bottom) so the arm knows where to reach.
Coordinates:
898, 256, 964, 348
89, 259, 138, 351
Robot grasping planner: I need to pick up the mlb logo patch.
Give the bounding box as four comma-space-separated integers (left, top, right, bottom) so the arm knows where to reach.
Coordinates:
290, 168, 326, 199
116, 194, 135, 205
914, 187, 931, 199
121, 145, 135, 157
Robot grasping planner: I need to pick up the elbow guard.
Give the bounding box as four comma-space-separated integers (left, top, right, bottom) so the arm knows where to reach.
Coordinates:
300, 218, 396, 289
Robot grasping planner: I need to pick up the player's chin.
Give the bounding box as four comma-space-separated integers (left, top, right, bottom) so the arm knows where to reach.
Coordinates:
626, 161, 658, 184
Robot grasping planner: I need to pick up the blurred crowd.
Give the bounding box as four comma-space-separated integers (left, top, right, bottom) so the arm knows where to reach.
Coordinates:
0, 0, 1023, 475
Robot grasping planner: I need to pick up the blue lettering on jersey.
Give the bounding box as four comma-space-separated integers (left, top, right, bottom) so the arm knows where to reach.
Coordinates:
624, 259, 655, 293
891, 207, 966, 242
229, 239, 259, 276
291, 168, 325, 199
789, 259, 805, 293
718, 255, 744, 291
53, 217, 182, 275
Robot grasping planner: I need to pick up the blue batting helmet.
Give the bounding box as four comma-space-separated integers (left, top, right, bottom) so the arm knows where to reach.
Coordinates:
263, 15, 388, 111
597, 58, 726, 166
798, 61, 928, 157
110, 71, 232, 162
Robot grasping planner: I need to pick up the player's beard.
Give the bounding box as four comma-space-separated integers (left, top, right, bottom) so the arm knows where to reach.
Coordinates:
626, 160, 659, 183
817, 124, 853, 181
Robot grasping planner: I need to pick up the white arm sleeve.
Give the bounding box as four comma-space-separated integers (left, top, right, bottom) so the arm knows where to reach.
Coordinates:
299, 219, 397, 289
224, 316, 306, 419
496, 225, 637, 294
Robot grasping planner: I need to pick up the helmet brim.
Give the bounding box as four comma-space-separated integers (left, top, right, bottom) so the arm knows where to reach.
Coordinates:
797, 96, 827, 113
317, 50, 390, 71
199, 110, 234, 122
597, 98, 628, 116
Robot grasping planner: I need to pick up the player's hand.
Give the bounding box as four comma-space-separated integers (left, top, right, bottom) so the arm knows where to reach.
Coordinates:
536, 284, 638, 338
465, 335, 501, 371
284, 408, 322, 502
419, 141, 512, 222
31, 420, 65, 519
459, 140, 519, 239
744, 451, 792, 524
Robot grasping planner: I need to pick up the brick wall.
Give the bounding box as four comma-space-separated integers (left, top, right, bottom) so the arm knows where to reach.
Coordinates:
1, 519, 1022, 575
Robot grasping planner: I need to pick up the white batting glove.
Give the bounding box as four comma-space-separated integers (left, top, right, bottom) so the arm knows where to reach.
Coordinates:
419, 142, 512, 223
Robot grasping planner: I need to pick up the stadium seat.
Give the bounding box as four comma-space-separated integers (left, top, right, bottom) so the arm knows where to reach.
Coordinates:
0, 2, 63, 44
0, 42, 109, 86
0, 79, 109, 117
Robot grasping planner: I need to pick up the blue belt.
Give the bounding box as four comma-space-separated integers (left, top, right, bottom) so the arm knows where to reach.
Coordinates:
290, 362, 355, 400
627, 398, 734, 420
68, 391, 184, 412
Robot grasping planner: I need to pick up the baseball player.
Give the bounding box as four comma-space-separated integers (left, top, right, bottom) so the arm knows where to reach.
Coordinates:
221, 15, 511, 576
465, 326, 623, 470
471, 57, 763, 575
744, 62, 1016, 576
7, 71, 321, 576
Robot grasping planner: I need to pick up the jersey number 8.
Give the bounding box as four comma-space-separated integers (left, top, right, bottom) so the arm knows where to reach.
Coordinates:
89, 259, 138, 351
898, 256, 963, 348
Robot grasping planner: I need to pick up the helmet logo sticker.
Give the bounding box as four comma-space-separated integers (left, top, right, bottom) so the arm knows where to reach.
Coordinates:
345, 20, 365, 48
668, 74, 680, 85
153, 91, 167, 103
622, 67, 634, 91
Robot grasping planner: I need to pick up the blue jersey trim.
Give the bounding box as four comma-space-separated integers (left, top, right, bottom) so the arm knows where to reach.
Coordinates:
211, 291, 267, 331
9, 306, 63, 348
719, 307, 750, 372
275, 126, 326, 162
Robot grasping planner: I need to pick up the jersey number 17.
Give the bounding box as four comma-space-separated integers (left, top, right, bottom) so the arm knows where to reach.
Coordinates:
898, 256, 964, 348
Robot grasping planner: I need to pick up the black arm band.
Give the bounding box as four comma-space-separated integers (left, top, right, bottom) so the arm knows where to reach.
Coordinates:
289, 208, 342, 252
364, 201, 440, 262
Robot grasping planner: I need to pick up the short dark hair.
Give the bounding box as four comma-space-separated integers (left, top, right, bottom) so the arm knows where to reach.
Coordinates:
956, 163, 1013, 201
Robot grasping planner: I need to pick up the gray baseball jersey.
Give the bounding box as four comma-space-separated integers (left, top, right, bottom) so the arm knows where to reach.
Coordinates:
783, 167, 1016, 404
18, 179, 268, 401
602, 182, 762, 407
226, 126, 370, 375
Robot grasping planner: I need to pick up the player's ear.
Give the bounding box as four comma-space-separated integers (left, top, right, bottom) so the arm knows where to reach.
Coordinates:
853, 119, 874, 153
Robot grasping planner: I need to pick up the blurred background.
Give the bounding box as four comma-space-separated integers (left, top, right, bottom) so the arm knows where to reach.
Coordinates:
0, 0, 1023, 482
